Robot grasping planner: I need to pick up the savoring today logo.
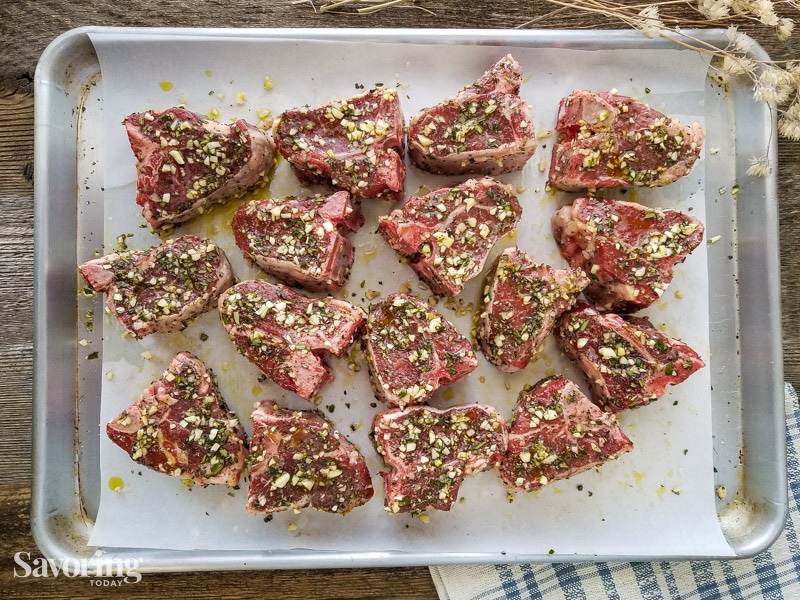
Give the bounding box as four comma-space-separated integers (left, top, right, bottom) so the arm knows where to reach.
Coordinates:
13, 551, 143, 585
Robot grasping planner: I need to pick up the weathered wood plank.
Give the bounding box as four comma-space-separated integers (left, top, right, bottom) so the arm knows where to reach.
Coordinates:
0, 88, 34, 487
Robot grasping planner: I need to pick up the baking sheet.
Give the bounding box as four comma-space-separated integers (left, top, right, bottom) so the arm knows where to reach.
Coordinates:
78, 31, 734, 557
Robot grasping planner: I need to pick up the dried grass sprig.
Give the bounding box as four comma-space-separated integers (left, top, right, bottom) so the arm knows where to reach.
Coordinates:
290, 0, 431, 14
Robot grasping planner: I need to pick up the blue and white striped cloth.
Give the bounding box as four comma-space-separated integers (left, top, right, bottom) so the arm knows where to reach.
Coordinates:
431, 383, 799, 600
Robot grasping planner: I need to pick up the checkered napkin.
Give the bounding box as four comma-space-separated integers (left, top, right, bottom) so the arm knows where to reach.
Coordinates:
430, 383, 799, 600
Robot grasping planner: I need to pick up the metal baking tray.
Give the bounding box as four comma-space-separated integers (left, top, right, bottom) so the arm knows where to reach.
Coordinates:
32, 27, 786, 571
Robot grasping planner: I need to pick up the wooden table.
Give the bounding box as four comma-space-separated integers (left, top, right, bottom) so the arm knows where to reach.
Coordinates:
2, 2, 798, 598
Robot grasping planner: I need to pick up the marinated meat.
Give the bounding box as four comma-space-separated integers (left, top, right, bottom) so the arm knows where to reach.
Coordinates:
408, 54, 537, 176
499, 375, 633, 492
232, 191, 363, 291
477, 248, 589, 372
372, 404, 507, 514
378, 177, 522, 296
247, 400, 374, 514
273, 87, 405, 200
217, 280, 365, 400
124, 107, 276, 228
362, 293, 478, 408
551, 196, 704, 313
79, 235, 233, 339
106, 351, 247, 486
549, 90, 704, 191
554, 303, 705, 412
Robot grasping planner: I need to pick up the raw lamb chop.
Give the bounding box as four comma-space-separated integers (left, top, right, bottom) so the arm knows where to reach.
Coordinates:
217, 280, 365, 400
106, 351, 247, 486
554, 303, 705, 412
247, 400, 374, 514
79, 235, 233, 339
477, 248, 589, 373
549, 90, 704, 191
362, 293, 478, 408
124, 107, 276, 228
551, 196, 704, 313
373, 404, 507, 514
273, 87, 405, 200
232, 191, 363, 291
499, 375, 633, 492
378, 177, 522, 296
407, 54, 537, 175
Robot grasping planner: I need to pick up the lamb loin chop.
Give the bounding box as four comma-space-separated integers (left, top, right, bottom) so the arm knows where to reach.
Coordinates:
362, 293, 478, 409
247, 400, 374, 514
551, 196, 704, 313
124, 107, 276, 229
232, 191, 363, 291
477, 248, 589, 373
79, 235, 233, 339
106, 351, 247, 487
549, 90, 704, 191
378, 177, 522, 296
554, 303, 705, 412
499, 375, 633, 492
372, 404, 507, 514
217, 280, 365, 400
273, 87, 405, 200
407, 54, 537, 176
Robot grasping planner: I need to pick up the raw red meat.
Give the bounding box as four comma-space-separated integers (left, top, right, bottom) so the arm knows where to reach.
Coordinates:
124, 107, 276, 228
79, 235, 233, 339
362, 293, 478, 408
554, 303, 705, 412
373, 404, 507, 513
408, 54, 537, 175
549, 90, 703, 191
477, 248, 589, 372
273, 87, 405, 200
499, 375, 633, 492
378, 177, 522, 296
217, 280, 365, 400
247, 400, 373, 514
552, 196, 704, 313
106, 351, 247, 486
232, 191, 363, 291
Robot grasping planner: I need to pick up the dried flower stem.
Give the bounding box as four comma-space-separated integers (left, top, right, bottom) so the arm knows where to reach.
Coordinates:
290, 0, 431, 14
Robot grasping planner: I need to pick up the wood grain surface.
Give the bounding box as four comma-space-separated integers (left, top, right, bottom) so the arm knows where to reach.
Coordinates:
2, 1, 799, 598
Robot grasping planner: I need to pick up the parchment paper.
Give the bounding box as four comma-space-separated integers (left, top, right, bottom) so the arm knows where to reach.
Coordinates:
86, 31, 734, 557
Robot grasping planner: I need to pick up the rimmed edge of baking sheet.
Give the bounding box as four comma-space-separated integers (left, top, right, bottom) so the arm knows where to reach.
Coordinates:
32, 26, 786, 572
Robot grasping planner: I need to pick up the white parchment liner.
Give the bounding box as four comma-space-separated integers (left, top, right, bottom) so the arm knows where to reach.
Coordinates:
86, 31, 732, 557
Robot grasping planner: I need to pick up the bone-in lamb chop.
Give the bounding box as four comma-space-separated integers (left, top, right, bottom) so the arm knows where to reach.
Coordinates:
407, 54, 537, 176
247, 399, 374, 514
551, 196, 704, 313
79, 235, 234, 339
477, 247, 589, 373
124, 107, 276, 228
217, 279, 365, 401
362, 293, 478, 408
378, 177, 522, 296
555, 303, 705, 412
549, 90, 703, 191
499, 375, 633, 492
106, 351, 247, 487
232, 191, 363, 291
373, 404, 507, 514
273, 87, 405, 200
